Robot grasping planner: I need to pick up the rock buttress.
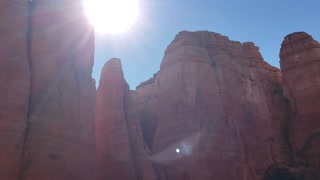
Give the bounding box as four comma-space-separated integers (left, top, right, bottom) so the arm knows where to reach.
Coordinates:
19, 0, 96, 179
96, 58, 135, 180
135, 31, 291, 180
280, 32, 320, 169
0, 0, 30, 179
96, 58, 156, 180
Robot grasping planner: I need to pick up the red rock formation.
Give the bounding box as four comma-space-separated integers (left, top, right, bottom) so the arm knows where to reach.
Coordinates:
96, 58, 136, 180
280, 32, 320, 165
96, 58, 156, 180
93, 31, 295, 180
97, 31, 311, 179
0, 0, 29, 179
19, 0, 96, 179
2, 3, 320, 178
134, 31, 291, 179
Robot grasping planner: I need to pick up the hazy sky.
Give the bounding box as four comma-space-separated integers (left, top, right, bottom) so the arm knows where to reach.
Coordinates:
93, 0, 320, 89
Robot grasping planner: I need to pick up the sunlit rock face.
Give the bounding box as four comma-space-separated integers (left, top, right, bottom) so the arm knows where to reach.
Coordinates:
1, 2, 320, 177
96, 58, 156, 180
0, 0, 29, 179
18, 0, 96, 179
96, 31, 296, 179
134, 31, 291, 179
95, 58, 135, 180
280, 32, 320, 167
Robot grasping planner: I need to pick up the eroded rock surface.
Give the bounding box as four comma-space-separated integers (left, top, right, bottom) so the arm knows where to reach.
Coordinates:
0, 0, 29, 179
139, 31, 291, 180
1, 3, 320, 178
96, 58, 156, 180
18, 0, 96, 179
97, 31, 313, 179
0, 0, 96, 179
95, 58, 136, 180
280, 32, 320, 169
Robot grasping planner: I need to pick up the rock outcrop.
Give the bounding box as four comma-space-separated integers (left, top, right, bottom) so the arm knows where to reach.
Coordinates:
137, 31, 291, 180
0, 0, 29, 179
96, 58, 156, 180
19, 1, 96, 179
96, 31, 319, 179
1, 2, 320, 178
280, 32, 320, 171
95, 58, 135, 180
0, 0, 96, 179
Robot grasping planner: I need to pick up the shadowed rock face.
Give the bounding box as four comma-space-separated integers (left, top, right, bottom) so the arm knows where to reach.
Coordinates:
0, 0, 29, 179
280, 32, 320, 167
0, 0, 96, 179
19, 1, 96, 179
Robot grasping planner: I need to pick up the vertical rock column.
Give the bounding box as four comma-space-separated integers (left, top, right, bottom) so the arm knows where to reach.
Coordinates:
95, 58, 136, 180
19, 0, 96, 179
0, 0, 30, 179
280, 32, 320, 163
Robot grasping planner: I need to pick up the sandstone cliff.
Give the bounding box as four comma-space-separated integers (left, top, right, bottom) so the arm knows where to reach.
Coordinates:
96, 58, 156, 180
279, 32, 320, 178
1, 2, 320, 178
136, 31, 290, 180
280, 32, 320, 160
95, 58, 135, 180
0, 0, 29, 179
96, 31, 320, 180
0, 0, 96, 179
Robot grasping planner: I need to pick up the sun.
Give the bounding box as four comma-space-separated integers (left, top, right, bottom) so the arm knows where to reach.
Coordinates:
83, 0, 139, 34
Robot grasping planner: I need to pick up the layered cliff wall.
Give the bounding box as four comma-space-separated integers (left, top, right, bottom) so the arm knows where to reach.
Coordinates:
280, 32, 320, 160
279, 32, 320, 177
96, 31, 320, 179
0, 1, 30, 179
19, 1, 96, 179
136, 31, 290, 180
0, 0, 96, 179
1, 2, 320, 178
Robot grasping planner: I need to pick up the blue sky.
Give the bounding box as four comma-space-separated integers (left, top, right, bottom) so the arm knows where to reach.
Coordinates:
93, 0, 320, 89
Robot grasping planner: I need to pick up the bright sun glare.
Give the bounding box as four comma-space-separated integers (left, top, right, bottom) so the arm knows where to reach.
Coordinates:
83, 0, 139, 34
